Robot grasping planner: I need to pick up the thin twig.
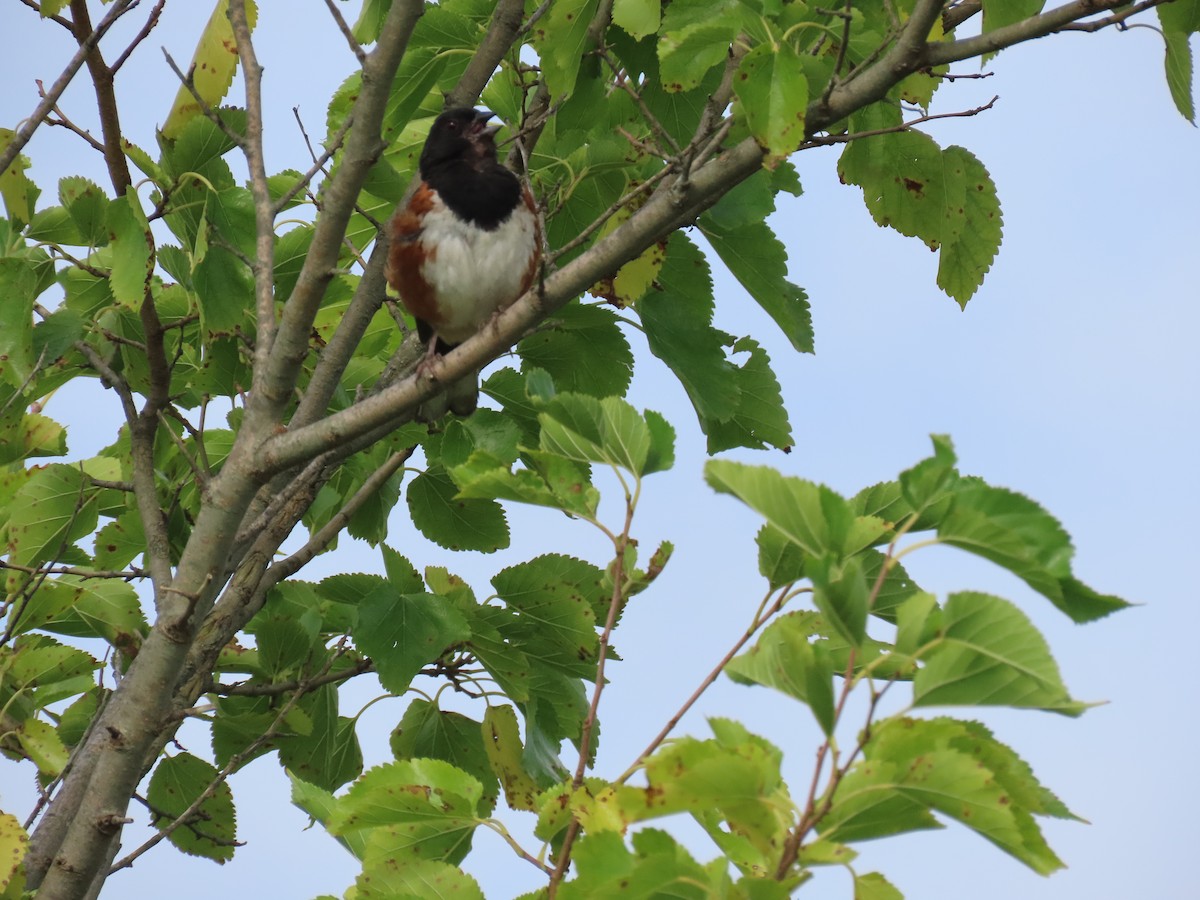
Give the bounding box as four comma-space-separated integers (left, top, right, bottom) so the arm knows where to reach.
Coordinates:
0, 560, 147, 581
263, 447, 414, 586
613, 585, 795, 785
322, 0, 366, 63
482, 820, 555, 875
211, 657, 373, 696
272, 109, 352, 216
803, 95, 999, 147
1058, 0, 1172, 31
110, 0, 165, 75
550, 165, 674, 262
109, 650, 348, 875
772, 514, 920, 877
599, 48, 681, 157
36, 80, 105, 152
160, 49, 247, 150
548, 481, 638, 896
18, 0, 72, 29
0, 0, 138, 178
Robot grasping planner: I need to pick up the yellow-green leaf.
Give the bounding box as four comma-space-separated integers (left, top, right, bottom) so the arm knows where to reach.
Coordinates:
162, 0, 259, 139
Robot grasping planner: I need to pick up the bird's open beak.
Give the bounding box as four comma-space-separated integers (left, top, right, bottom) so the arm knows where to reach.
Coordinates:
471, 109, 502, 140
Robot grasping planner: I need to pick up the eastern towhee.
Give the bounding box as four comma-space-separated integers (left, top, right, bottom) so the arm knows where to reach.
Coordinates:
386, 107, 541, 419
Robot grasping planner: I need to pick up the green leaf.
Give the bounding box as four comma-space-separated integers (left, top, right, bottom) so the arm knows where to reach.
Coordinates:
0, 258, 37, 388
640, 723, 792, 870
253, 595, 321, 679
39, 577, 148, 653
638, 232, 742, 424
355, 583, 471, 693
756, 523, 807, 589
702, 337, 794, 452
381, 544, 424, 593
855, 872, 904, 900
726, 611, 835, 734
14, 717, 69, 777
162, 0, 259, 139
147, 753, 237, 862
0, 130, 39, 227
391, 700, 498, 816
481, 704, 540, 812
492, 555, 602, 676
161, 111, 244, 187
936, 146, 1003, 307
1159, 0, 1200, 32
290, 773, 370, 862
407, 465, 509, 553
276, 685, 363, 790
7, 582, 77, 637
733, 41, 809, 165
25, 206, 81, 244
57, 690, 100, 748
861, 550, 923, 622
387, 60, 454, 147
457, 603, 532, 705
5, 635, 99, 693
4, 465, 99, 593
273, 225, 314, 299
1163, 30, 1196, 124
699, 216, 813, 354
613, 0, 659, 39
106, 191, 154, 307
212, 696, 301, 770
328, 759, 482, 865
913, 591, 1087, 715
982, 0, 1045, 35
531, 0, 600, 99
825, 716, 1068, 874
356, 857, 484, 900
561, 829, 727, 898
351, 0, 389, 43
121, 137, 165, 184
839, 125, 946, 245
705, 460, 888, 559
658, 0, 742, 92
642, 410, 675, 475
0, 812, 29, 895
59, 263, 115, 318
810, 554, 870, 647
539, 394, 661, 476
521, 668, 585, 785
899, 433, 958, 513
938, 480, 1129, 622
518, 303, 633, 398
59, 176, 109, 245
93, 509, 146, 570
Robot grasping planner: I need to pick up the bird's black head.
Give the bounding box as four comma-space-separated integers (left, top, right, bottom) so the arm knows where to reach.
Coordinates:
419, 107, 501, 176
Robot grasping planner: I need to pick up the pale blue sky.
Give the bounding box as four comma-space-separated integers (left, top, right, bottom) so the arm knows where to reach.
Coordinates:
1, 4, 1196, 899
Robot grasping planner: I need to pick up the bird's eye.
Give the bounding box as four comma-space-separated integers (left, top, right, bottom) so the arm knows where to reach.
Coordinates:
446, 121, 459, 131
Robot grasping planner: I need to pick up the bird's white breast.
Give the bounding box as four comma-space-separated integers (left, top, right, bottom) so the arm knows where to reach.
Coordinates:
419, 201, 539, 344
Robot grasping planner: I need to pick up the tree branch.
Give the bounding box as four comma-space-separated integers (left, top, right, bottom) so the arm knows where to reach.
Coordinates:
227, 0, 277, 372
68, 0, 132, 194
926, 0, 1144, 66
0, 0, 136, 180
253, 0, 424, 422
322, 0, 366, 64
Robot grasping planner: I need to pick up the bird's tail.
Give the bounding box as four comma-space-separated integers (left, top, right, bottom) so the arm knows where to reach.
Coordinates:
417, 368, 479, 421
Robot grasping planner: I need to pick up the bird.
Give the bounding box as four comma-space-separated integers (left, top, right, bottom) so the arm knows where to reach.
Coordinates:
386, 107, 541, 420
